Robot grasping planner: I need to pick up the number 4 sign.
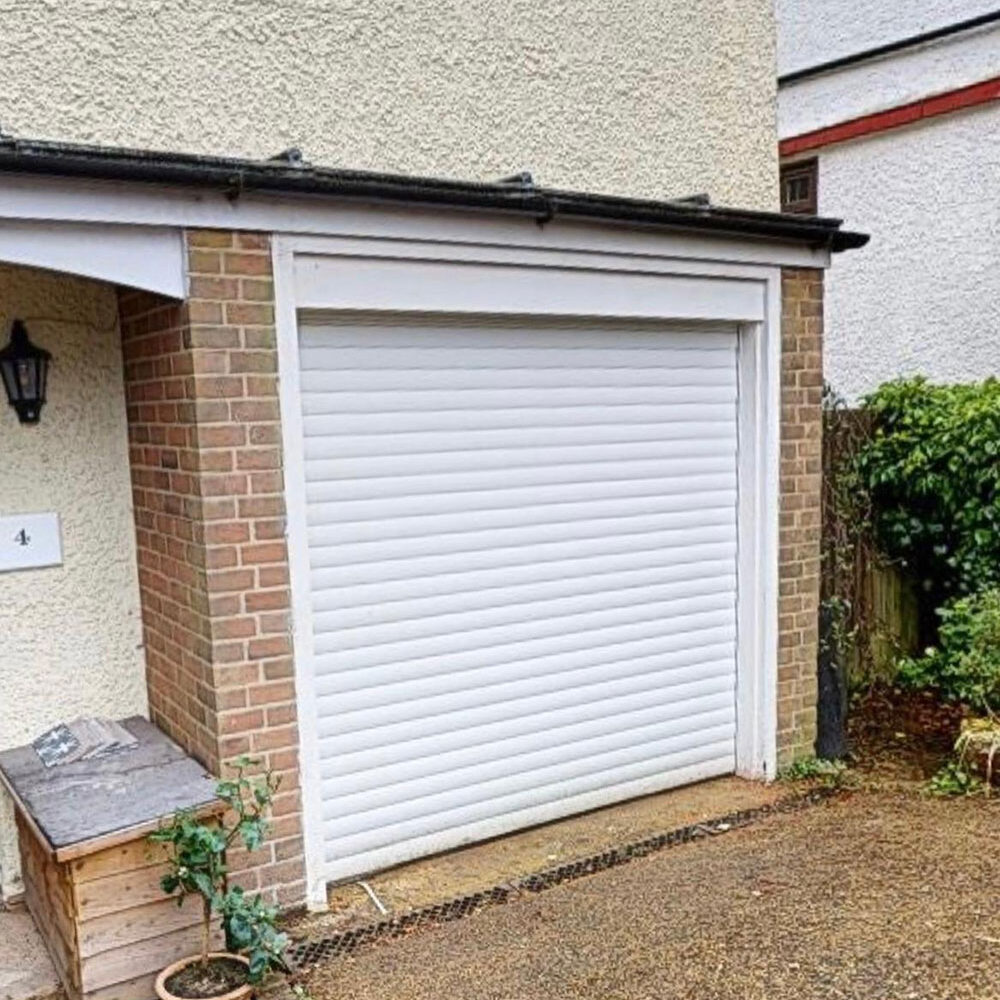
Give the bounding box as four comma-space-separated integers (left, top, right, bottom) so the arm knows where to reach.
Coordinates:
0, 512, 63, 572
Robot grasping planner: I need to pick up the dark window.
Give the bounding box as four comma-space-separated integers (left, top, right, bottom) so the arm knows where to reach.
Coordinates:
780, 159, 818, 215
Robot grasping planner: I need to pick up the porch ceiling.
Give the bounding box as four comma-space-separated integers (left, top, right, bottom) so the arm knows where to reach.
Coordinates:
0, 218, 185, 298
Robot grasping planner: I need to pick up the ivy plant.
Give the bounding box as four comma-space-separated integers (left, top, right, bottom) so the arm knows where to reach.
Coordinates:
855, 377, 1000, 604
149, 756, 288, 983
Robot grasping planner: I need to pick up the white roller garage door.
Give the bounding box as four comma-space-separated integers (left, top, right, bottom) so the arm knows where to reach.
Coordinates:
295, 317, 740, 882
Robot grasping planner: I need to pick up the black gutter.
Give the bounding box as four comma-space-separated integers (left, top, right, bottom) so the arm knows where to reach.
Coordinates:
0, 134, 868, 252
779, 7, 1000, 85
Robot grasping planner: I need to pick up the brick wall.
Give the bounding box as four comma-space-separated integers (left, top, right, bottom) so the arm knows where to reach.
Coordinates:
120, 244, 824, 904
120, 231, 305, 906
119, 291, 219, 770
776, 267, 824, 765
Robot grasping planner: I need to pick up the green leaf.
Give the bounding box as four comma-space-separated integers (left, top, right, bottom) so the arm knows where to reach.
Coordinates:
190, 870, 217, 901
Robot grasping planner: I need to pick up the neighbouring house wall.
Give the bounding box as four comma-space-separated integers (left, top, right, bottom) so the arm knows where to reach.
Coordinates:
0, 0, 778, 210
120, 234, 304, 907
777, 1, 1000, 142
777, 268, 824, 766
776, 0, 999, 77
776, 2, 1000, 403
808, 105, 1000, 402
0, 265, 146, 899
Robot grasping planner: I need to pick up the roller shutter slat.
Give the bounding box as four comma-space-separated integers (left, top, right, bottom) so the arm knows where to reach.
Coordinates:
323, 734, 736, 861
326, 713, 737, 836
301, 385, 736, 414
322, 670, 735, 793
313, 620, 737, 699
311, 555, 735, 618
295, 318, 740, 881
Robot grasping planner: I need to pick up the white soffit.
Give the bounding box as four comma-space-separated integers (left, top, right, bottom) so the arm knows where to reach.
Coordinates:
0, 218, 186, 298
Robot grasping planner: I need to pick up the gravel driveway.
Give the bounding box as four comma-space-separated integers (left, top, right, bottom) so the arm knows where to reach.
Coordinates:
303, 792, 1000, 1000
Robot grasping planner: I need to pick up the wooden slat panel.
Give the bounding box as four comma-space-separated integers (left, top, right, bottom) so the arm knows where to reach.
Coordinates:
80, 923, 224, 993
17, 812, 77, 949
78, 896, 204, 959
22, 867, 78, 997
18, 814, 80, 998
82, 970, 158, 1000
75, 864, 172, 922
70, 839, 169, 885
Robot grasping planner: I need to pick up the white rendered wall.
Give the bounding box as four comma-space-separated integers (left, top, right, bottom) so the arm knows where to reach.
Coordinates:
0, 266, 147, 898
817, 103, 1000, 402
776, 0, 999, 77
776, 1, 1000, 139
0, 0, 779, 211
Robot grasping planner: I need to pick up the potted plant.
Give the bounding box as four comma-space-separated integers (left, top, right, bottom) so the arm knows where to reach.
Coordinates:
150, 756, 290, 1000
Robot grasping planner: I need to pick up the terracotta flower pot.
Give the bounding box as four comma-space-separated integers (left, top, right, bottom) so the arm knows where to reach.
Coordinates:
155, 952, 253, 1000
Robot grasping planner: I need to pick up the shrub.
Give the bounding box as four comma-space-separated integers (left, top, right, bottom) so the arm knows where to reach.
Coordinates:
150, 756, 288, 984
897, 588, 1000, 714
856, 377, 1000, 603
925, 760, 984, 797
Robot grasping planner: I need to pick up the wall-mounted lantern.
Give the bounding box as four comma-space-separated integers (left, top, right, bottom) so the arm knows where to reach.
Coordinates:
0, 320, 51, 425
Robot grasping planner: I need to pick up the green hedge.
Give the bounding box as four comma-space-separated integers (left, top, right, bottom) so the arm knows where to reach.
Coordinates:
857, 377, 1000, 605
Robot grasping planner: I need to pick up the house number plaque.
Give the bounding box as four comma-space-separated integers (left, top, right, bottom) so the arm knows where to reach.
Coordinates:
0, 512, 63, 572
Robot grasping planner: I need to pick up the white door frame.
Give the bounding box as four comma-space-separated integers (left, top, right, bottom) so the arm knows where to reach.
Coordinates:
273, 224, 784, 909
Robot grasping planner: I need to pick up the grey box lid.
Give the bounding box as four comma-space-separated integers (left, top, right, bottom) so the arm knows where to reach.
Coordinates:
0, 716, 220, 861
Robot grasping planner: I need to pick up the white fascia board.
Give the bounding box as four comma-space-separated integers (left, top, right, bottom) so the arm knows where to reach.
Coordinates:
0, 218, 186, 298
778, 24, 1000, 139
293, 253, 766, 322
0, 173, 832, 271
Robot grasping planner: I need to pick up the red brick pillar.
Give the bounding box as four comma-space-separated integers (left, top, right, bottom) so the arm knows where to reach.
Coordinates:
120, 231, 305, 906
776, 268, 824, 766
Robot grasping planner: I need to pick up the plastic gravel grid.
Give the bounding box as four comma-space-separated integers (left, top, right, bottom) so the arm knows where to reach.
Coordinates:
288, 786, 836, 971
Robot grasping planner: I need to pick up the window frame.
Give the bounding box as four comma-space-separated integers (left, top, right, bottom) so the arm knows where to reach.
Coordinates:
780, 158, 818, 216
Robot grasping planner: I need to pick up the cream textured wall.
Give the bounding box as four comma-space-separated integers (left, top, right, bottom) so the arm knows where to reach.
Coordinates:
816, 104, 1000, 403
0, 0, 778, 210
0, 265, 146, 898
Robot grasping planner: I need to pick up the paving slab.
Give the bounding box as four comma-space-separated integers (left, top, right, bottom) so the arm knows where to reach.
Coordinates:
0, 907, 61, 1000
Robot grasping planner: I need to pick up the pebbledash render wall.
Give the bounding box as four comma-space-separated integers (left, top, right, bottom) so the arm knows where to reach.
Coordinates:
0, 0, 778, 211
0, 265, 147, 899
118, 228, 823, 904
119, 232, 303, 906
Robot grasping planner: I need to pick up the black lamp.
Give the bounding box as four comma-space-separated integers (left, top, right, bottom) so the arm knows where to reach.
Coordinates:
0, 320, 51, 424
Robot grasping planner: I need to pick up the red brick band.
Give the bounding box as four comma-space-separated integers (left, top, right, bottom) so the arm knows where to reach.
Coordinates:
780, 76, 1000, 157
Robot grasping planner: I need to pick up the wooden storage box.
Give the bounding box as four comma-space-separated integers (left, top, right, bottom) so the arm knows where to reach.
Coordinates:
0, 718, 221, 1000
